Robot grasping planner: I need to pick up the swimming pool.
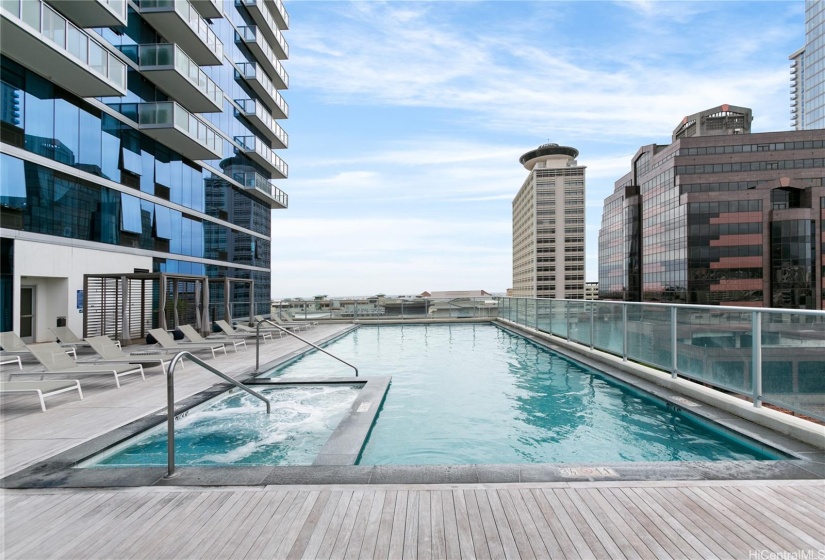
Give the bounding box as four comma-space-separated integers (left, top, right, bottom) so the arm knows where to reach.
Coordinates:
265, 324, 782, 465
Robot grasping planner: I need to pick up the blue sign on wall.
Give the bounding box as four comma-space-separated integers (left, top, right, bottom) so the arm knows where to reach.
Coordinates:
77, 290, 84, 311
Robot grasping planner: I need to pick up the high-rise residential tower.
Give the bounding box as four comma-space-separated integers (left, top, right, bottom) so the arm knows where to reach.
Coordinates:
512, 143, 585, 299
790, 0, 824, 130
1, 0, 289, 340
598, 104, 824, 310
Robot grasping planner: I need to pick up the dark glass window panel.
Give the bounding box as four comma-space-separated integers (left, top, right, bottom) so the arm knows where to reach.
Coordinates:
140, 149, 154, 194
54, 97, 79, 164
77, 107, 102, 175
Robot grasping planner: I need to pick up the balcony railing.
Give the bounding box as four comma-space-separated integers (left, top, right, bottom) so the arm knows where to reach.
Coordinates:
137, 43, 223, 113
233, 135, 287, 178
235, 0, 288, 59
234, 61, 288, 118
233, 171, 288, 208
1, 0, 127, 96
264, 0, 287, 29
235, 25, 287, 88
234, 98, 287, 147
48, 0, 127, 27
497, 297, 825, 422
135, 101, 221, 160
138, 0, 223, 65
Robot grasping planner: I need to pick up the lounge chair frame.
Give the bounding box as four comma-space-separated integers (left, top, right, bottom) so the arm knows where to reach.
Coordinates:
0, 380, 83, 412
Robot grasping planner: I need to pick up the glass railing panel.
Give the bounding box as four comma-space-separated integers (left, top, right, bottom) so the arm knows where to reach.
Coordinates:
104, 0, 127, 19
592, 302, 623, 356
524, 299, 536, 329
625, 304, 672, 371
536, 299, 552, 333
140, 44, 222, 107
4, 0, 127, 89
676, 308, 753, 394
761, 310, 825, 419
140, 0, 223, 60
550, 300, 567, 338
568, 301, 591, 346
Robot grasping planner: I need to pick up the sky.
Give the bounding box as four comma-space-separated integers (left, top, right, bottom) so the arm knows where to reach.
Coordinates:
271, 0, 805, 299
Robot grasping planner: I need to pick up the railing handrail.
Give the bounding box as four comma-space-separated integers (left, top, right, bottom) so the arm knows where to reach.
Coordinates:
165, 350, 270, 478
254, 319, 358, 376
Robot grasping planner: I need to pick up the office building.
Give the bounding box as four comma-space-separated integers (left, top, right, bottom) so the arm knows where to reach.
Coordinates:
598, 104, 824, 309
790, 0, 824, 130
512, 143, 585, 299
0, 0, 289, 341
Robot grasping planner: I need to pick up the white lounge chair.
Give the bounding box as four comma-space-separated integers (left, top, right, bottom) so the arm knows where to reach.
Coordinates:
148, 328, 227, 359
278, 311, 319, 327
0, 380, 83, 412
256, 314, 314, 330
176, 325, 247, 352
1, 354, 23, 369
13, 342, 144, 388
82, 336, 178, 375
215, 320, 275, 342
1, 331, 77, 359
49, 326, 93, 349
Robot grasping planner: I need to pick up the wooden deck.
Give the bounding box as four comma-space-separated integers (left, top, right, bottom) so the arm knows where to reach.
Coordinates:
2, 480, 823, 559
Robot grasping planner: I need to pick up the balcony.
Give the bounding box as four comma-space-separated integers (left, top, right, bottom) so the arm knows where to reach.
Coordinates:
234, 135, 287, 178
137, 102, 221, 160
264, 0, 287, 30
234, 99, 287, 148
189, 0, 221, 19
233, 171, 288, 208
235, 26, 287, 87
138, 0, 223, 66
234, 62, 288, 118
138, 44, 223, 113
235, 0, 288, 59
47, 0, 127, 27
0, 0, 127, 97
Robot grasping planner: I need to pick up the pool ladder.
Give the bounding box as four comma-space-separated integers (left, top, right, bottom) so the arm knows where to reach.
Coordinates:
164, 351, 271, 479
254, 318, 359, 376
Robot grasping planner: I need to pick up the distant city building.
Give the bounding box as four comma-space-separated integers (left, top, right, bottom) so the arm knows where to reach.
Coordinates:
790, 0, 824, 130
598, 104, 824, 309
584, 282, 598, 300
420, 290, 492, 298
512, 143, 585, 299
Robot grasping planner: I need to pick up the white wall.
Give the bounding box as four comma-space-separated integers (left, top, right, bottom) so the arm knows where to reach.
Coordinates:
13, 240, 152, 341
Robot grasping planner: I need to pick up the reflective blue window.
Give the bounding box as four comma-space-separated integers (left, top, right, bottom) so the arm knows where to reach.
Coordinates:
0, 154, 27, 208
23, 74, 55, 160
154, 204, 172, 239
140, 149, 154, 194
54, 97, 79, 165
120, 192, 142, 233
77, 107, 102, 175
121, 147, 141, 175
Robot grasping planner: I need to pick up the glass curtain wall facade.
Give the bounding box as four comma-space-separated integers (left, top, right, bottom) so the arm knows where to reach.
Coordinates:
790, 0, 824, 130
0, 0, 288, 336
598, 107, 825, 310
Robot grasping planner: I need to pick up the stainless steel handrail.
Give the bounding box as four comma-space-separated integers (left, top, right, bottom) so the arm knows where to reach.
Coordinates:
164, 350, 270, 478
254, 319, 358, 376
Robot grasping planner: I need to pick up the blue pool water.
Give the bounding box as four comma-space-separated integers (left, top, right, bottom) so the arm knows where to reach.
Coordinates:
268, 325, 782, 465
86, 385, 359, 467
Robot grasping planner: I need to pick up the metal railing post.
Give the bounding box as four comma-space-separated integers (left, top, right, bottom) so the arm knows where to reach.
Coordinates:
165, 350, 270, 479
565, 301, 570, 341
671, 306, 678, 378
590, 301, 596, 350
752, 311, 762, 408
622, 304, 628, 362
255, 319, 358, 376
